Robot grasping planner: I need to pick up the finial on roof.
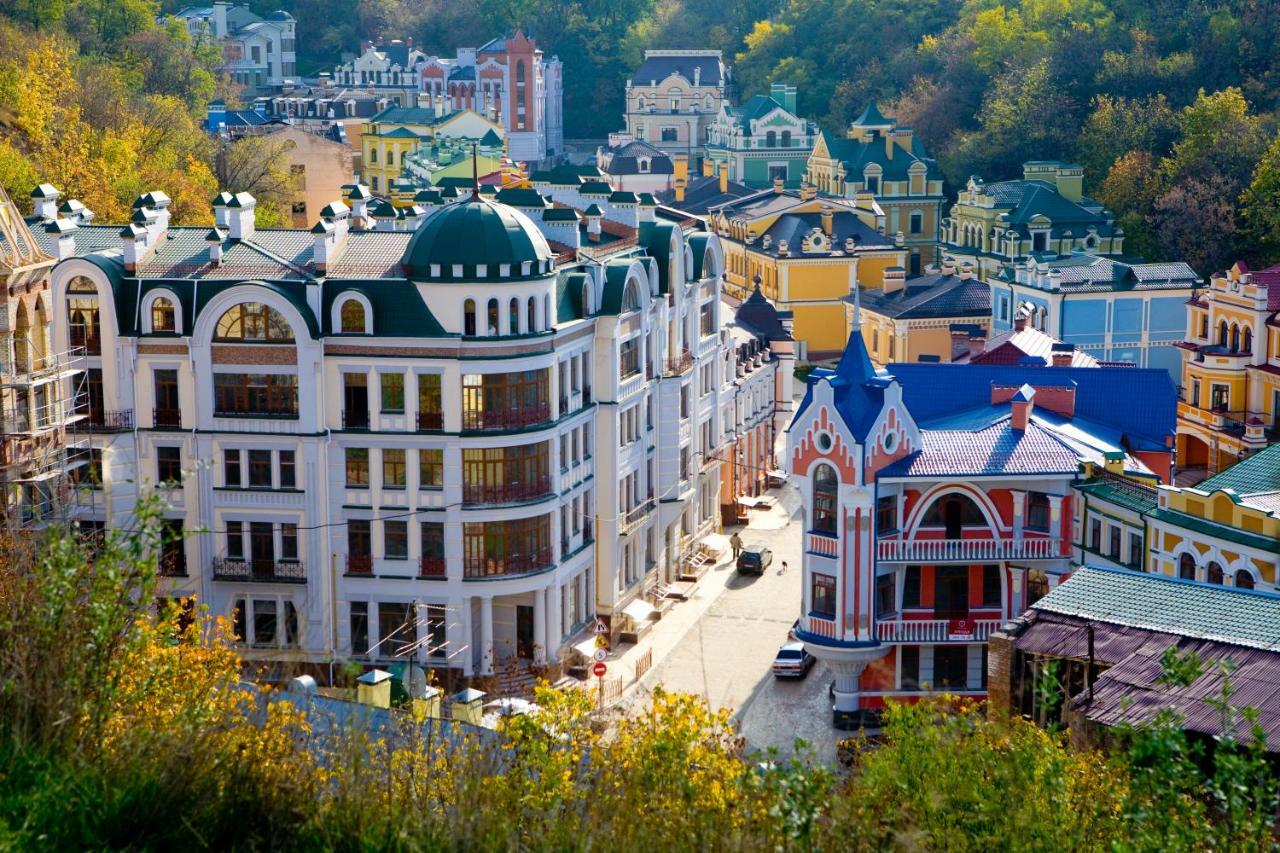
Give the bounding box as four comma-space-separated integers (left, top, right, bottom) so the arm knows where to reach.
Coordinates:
469, 140, 479, 200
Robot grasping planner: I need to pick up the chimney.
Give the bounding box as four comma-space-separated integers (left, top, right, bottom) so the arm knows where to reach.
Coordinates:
226, 192, 257, 240
1050, 342, 1074, 367
694, 65, 702, 86
312, 200, 351, 273
957, 261, 975, 280
718, 162, 728, 194
1102, 450, 1124, 475
882, 266, 905, 293
134, 191, 172, 239
1055, 164, 1083, 203
1009, 384, 1035, 431
119, 223, 148, 271
30, 184, 59, 220
940, 256, 956, 276
345, 184, 372, 228
772, 176, 784, 194
674, 156, 689, 202
1013, 310, 1027, 332
206, 226, 226, 265
702, 157, 714, 177
800, 182, 817, 201
44, 218, 77, 260
637, 193, 656, 223
968, 332, 985, 358
212, 191, 233, 227
820, 204, 833, 236
584, 204, 602, 242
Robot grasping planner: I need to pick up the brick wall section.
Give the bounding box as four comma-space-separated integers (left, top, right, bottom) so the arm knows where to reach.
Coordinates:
137, 344, 188, 355
986, 629, 1016, 718
212, 345, 298, 365
991, 382, 1076, 418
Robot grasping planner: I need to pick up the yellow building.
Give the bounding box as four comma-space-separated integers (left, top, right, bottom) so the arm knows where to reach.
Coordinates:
855, 258, 991, 366
1177, 261, 1280, 476
707, 185, 905, 360
805, 102, 945, 275
1147, 442, 1280, 594
361, 106, 505, 195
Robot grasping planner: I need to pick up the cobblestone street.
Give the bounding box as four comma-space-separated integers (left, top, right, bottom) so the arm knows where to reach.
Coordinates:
617, 482, 842, 764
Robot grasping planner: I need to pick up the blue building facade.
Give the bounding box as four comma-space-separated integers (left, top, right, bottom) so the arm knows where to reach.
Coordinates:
989, 254, 1200, 381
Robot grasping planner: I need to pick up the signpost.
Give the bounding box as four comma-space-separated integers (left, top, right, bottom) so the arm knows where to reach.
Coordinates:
592, 661, 607, 677
593, 648, 607, 662
593, 623, 609, 710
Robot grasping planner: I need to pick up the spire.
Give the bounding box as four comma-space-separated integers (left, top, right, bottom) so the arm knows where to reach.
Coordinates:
852, 281, 862, 331
469, 140, 480, 201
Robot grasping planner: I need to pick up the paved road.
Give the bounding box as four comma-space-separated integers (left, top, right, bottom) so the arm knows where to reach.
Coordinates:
630, 484, 843, 763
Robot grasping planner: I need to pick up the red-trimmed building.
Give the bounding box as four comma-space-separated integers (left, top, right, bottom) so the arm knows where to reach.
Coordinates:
786, 324, 1176, 727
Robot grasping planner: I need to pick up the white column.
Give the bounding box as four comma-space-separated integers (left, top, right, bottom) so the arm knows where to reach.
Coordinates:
533, 588, 547, 664
1009, 567, 1026, 617
479, 595, 494, 675
547, 582, 562, 658
1010, 489, 1026, 539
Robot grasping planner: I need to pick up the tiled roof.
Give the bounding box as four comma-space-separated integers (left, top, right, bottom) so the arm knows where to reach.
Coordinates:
654, 174, 754, 215
823, 133, 938, 183
968, 326, 1099, 367
1077, 475, 1159, 513
880, 416, 1083, 477
734, 286, 790, 340
886, 362, 1176, 449
852, 100, 892, 127
856, 274, 989, 320
633, 52, 724, 87
756, 211, 892, 257
1147, 508, 1279, 552
1195, 442, 1280, 499
1033, 567, 1280, 650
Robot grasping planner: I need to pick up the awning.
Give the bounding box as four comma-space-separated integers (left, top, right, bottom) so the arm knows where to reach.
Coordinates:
573, 637, 598, 661
622, 598, 656, 624
699, 533, 730, 554
736, 496, 759, 508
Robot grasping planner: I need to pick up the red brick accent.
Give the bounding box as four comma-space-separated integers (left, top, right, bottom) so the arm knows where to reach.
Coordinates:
212, 345, 297, 365
790, 405, 859, 482
992, 382, 1075, 419
137, 344, 188, 355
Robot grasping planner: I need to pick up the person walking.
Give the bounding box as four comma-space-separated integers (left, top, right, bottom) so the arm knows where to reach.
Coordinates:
730, 532, 742, 559
780, 560, 788, 575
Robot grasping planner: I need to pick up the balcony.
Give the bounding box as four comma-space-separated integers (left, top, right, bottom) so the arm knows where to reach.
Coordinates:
875, 618, 1006, 644
416, 411, 443, 432
153, 407, 181, 429
419, 556, 446, 579
621, 497, 655, 533
806, 530, 839, 557
72, 409, 134, 432
461, 402, 551, 432
346, 554, 372, 576
211, 558, 306, 583
343, 410, 370, 430
875, 536, 1063, 562
462, 476, 552, 505
664, 348, 694, 376
463, 547, 553, 579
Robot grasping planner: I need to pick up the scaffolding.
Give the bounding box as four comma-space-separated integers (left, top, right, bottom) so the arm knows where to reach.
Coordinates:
0, 184, 93, 530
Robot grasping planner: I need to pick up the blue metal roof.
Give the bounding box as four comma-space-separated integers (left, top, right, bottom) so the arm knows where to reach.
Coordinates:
886, 362, 1175, 449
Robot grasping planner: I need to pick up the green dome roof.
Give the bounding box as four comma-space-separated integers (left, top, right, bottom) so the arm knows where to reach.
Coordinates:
401, 198, 554, 281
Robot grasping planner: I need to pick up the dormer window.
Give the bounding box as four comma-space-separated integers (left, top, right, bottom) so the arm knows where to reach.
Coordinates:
151, 297, 176, 333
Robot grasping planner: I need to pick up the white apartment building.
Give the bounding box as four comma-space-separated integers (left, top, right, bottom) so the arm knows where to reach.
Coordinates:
171, 3, 297, 88
36, 178, 729, 681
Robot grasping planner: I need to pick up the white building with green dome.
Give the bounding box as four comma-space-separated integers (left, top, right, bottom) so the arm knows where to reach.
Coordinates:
40, 178, 738, 685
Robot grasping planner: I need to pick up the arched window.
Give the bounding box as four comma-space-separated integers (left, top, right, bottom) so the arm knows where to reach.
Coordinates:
340, 299, 366, 334
1178, 553, 1196, 580
1243, 327, 1253, 353
1235, 569, 1255, 590
151, 297, 176, 333
214, 302, 294, 341
486, 298, 499, 336
812, 464, 838, 535
1207, 562, 1224, 585
1200, 314, 1209, 338
765, 130, 777, 148
463, 299, 477, 336
527, 296, 538, 332
1230, 323, 1240, 352
508, 297, 520, 335
1219, 320, 1228, 347
66, 280, 101, 355
622, 280, 642, 313
922, 493, 986, 538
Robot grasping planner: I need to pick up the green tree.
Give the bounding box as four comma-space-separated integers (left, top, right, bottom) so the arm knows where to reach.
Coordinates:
1239, 133, 1280, 263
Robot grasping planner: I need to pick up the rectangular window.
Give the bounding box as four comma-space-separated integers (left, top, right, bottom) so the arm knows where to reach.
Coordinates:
349, 602, 368, 654
619, 338, 640, 378
154, 369, 179, 424
700, 303, 714, 337
384, 520, 408, 558
281, 523, 298, 561
278, 450, 296, 489
417, 374, 442, 430
933, 646, 969, 689
248, 449, 272, 488
345, 448, 369, 487
1128, 532, 1142, 568
865, 175, 880, 194
156, 446, 182, 484
382, 449, 406, 489
380, 373, 404, 413
343, 373, 369, 429
224, 449, 241, 487
421, 521, 444, 559
425, 603, 447, 658
253, 599, 277, 646
903, 565, 922, 608
419, 449, 443, 489
875, 495, 897, 533
1109, 525, 1122, 559
1089, 517, 1101, 551
377, 602, 417, 656
347, 519, 371, 557
876, 573, 896, 615
811, 573, 836, 618
981, 564, 1002, 607
213, 373, 298, 418
1026, 493, 1051, 532
900, 645, 920, 689
909, 212, 923, 235
227, 521, 244, 559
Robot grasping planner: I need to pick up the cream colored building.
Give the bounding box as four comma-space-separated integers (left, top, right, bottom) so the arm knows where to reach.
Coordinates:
624, 50, 729, 164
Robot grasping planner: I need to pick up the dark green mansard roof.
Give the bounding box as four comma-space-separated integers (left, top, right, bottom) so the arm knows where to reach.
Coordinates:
556, 271, 589, 323
322, 279, 446, 337
400, 197, 554, 282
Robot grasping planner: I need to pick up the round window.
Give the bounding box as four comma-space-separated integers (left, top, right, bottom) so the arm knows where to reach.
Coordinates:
816, 431, 832, 452
883, 432, 897, 453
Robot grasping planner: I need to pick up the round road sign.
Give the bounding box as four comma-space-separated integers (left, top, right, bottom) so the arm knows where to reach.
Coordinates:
592, 661, 607, 677
593, 648, 607, 662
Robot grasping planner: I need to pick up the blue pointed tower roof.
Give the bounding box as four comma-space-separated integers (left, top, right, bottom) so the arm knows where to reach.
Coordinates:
793, 329, 892, 443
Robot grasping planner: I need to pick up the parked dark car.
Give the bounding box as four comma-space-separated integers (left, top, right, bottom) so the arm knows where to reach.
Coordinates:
736, 545, 772, 575
772, 642, 816, 678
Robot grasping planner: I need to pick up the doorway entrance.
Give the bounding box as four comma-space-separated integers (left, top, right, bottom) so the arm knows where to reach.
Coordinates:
516, 604, 535, 659
935, 566, 969, 619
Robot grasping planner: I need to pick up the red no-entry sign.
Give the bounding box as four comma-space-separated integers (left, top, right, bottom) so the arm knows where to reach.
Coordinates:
592, 661, 607, 677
